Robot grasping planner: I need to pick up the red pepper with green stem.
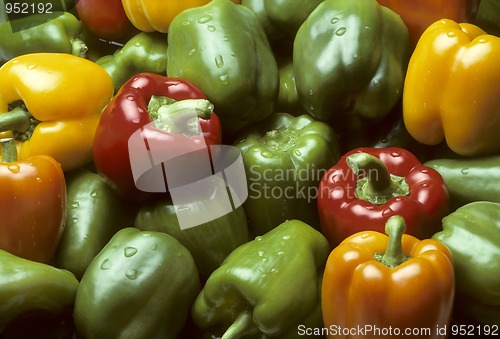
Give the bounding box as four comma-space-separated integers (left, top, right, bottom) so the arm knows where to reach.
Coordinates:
318, 147, 450, 246
93, 73, 221, 202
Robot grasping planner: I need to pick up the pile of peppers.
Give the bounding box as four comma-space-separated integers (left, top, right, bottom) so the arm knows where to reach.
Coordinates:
0, 0, 499, 338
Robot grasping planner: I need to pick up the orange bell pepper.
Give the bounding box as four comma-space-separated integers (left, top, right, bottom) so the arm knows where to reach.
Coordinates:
121, 0, 242, 33
403, 19, 500, 157
322, 215, 454, 339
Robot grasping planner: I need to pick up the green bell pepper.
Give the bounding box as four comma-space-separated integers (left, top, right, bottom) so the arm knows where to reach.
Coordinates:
134, 185, 250, 277
293, 0, 410, 132
192, 219, 329, 338
97, 31, 168, 93
432, 201, 500, 325
73, 227, 200, 339
0, 249, 79, 331
234, 112, 340, 235
425, 155, 500, 210
274, 57, 307, 117
55, 168, 136, 280
0, 12, 86, 62
166, 0, 279, 136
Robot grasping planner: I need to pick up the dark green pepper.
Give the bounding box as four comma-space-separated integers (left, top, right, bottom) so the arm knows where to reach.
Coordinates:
425, 155, 500, 210
293, 0, 410, 132
97, 31, 168, 93
0, 249, 79, 331
274, 57, 307, 117
167, 0, 279, 136
192, 219, 329, 338
0, 12, 86, 62
234, 113, 340, 235
73, 227, 200, 339
432, 201, 500, 325
55, 168, 136, 280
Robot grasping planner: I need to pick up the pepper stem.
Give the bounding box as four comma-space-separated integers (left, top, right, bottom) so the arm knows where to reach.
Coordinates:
0, 106, 31, 134
0, 138, 18, 163
71, 38, 88, 58
375, 215, 410, 268
346, 152, 409, 205
221, 309, 260, 339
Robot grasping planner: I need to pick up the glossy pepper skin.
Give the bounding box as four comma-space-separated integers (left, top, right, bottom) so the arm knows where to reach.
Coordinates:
93, 73, 221, 202
0, 53, 114, 171
376, 0, 481, 49
433, 202, 500, 325
97, 32, 168, 93
403, 19, 500, 157
425, 155, 500, 210
323, 216, 455, 339
135, 176, 250, 277
234, 113, 341, 235
318, 147, 450, 246
0, 249, 79, 332
293, 0, 410, 132
0, 138, 66, 264
55, 168, 136, 280
167, 0, 279, 136
122, 0, 241, 33
192, 219, 329, 338
73, 227, 201, 339
0, 12, 87, 62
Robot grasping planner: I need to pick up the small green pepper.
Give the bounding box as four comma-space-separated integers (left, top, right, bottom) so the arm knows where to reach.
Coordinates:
73, 227, 200, 339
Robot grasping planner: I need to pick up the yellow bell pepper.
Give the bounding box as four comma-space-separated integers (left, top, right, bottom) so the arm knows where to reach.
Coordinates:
403, 19, 500, 156
0, 53, 114, 171
122, 0, 242, 33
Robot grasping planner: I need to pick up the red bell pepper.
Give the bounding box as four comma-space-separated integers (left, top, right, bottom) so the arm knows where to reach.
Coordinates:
318, 147, 450, 246
0, 138, 66, 264
93, 73, 222, 202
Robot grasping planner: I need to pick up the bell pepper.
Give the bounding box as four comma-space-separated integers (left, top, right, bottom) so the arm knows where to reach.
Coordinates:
0, 12, 87, 62
234, 112, 341, 235
93, 72, 221, 202
318, 147, 450, 246
473, 0, 500, 36
432, 201, 500, 325
274, 56, 307, 117
0, 53, 114, 171
55, 168, 136, 280
73, 227, 201, 339
376, 0, 481, 49
166, 0, 279, 136
0, 249, 79, 332
293, 0, 410, 132
425, 155, 500, 210
97, 31, 168, 93
135, 176, 250, 277
323, 215, 455, 338
403, 19, 500, 157
122, 0, 241, 33
241, 0, 323, 41
0, 138, 66, 264
192, 219, 329, 338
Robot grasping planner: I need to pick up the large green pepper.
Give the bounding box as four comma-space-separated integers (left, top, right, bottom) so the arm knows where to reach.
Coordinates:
234, 112, 340, 235
97, 31, 168, 93
0, 12, 86, 62
425, 156, 500, 210
293, 0, 410, 132
432, 201, 500, 325
55, 168, 136, 280
0, 249, 79, 331
166, 0, 279, 136
73, 227, 200, 339
192, 219, 329, 338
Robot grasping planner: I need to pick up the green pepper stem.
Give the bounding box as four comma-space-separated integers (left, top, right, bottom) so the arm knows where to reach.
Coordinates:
0, 106, 31, 134
71, 38, 88, 58
346, 152, 409, 205
0, 138, 18, 163
375, 215, 410, 268
221, 309, 259, 339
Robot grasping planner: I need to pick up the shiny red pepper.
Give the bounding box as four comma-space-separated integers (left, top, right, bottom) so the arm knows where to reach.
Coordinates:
318, 147, 450, 246
93, 73, 222, 202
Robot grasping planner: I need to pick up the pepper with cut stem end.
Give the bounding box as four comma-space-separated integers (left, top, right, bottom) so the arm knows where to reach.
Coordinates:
322, 215, 455, 339
318, 147, 450, 245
